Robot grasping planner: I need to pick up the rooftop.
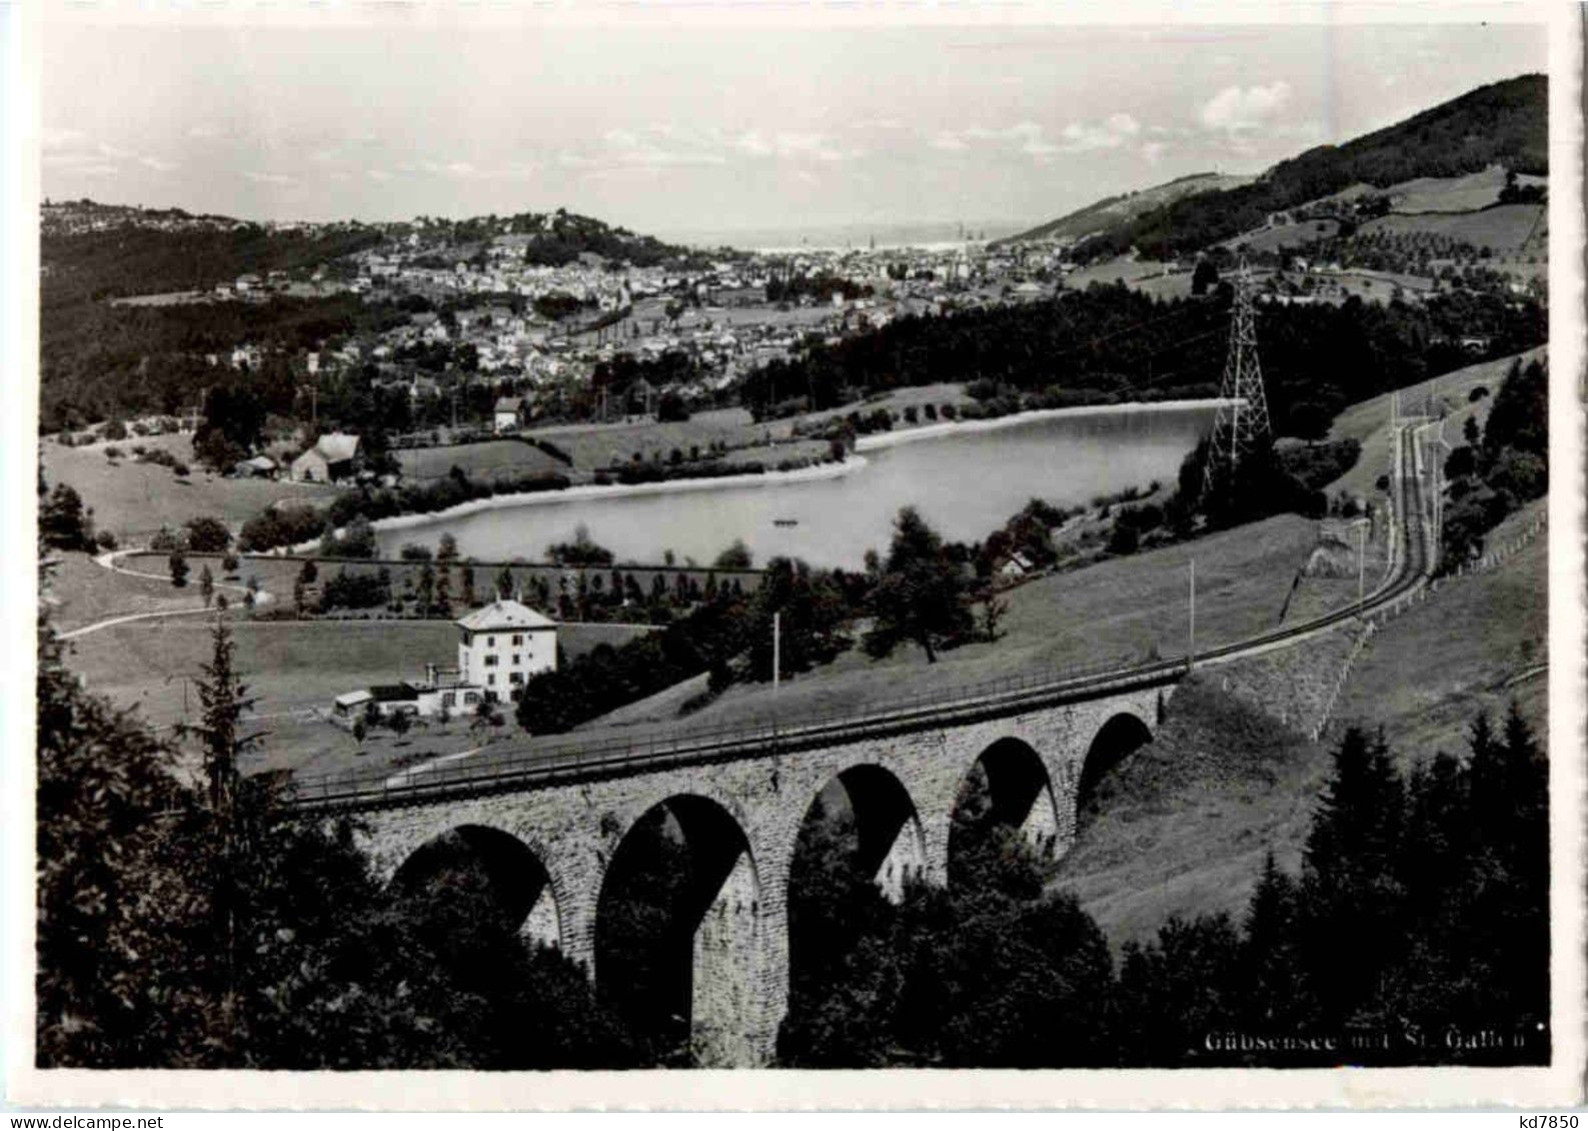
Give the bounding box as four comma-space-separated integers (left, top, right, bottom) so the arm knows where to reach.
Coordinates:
308, 432, 361, 462
457, 598, 557, 632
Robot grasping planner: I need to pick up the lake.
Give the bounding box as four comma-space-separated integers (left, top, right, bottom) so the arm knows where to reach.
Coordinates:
375, 404, 1220, 570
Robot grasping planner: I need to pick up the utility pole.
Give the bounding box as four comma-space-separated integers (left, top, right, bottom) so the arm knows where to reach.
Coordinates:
1188, 558, 1196, 670
772, 612, 781, 692
1357, 520, 1367, 616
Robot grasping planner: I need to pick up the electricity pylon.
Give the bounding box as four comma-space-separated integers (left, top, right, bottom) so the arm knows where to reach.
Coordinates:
1202, 260, 1273, 499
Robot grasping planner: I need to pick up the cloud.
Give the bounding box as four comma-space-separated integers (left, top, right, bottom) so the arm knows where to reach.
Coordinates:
1198, 82, 1292, 132
43, 129, 176, 176
244, 171, 298, 186
592, 126, 731, 167
559, 123, 856, 173
848, 117, 906, 131
1141, 141, 1166, 164
1057, 113, 1141, 152
932, 119, 1133, 163
735, 130, 854, 162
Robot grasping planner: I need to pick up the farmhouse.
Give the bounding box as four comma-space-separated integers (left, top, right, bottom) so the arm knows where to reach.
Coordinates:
332, 677, 488, 723
493, 396, 526, 433
290, 432, 362, 483
457, 598, 559, 703
233, 455, 278, 479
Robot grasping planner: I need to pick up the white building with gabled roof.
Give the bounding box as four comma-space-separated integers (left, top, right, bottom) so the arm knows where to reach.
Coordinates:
456, 598, 558, 702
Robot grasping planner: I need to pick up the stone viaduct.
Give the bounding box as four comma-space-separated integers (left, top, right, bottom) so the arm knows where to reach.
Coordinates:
350, 680, 1169, 1067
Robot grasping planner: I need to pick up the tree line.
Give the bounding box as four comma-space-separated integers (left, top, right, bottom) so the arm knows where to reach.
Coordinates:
778, 709, 1548, 1067
1439, 355, 1548, 567
739, 281, 1545, 442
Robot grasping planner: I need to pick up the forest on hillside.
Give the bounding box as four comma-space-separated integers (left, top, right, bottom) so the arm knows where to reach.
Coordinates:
38, 295, 413, 430
41, 223, 384, 307
741, 283, 1547, 439
1073, 74, 1547, 262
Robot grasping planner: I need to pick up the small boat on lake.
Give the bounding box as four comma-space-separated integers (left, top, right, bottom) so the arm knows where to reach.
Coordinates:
773, 518, 799, 527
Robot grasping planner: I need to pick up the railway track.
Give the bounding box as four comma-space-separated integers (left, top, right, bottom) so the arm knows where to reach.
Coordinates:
288, 423, 1436, 814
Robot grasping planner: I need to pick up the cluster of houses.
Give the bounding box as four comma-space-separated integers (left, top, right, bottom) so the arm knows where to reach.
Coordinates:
231, 431, 366, 484
331, 597, 560, 727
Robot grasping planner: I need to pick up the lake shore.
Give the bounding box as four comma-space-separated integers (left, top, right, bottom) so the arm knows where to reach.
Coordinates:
288, 397, 1228, 554
853, 397, 1237, 453
350, 454, 873, 544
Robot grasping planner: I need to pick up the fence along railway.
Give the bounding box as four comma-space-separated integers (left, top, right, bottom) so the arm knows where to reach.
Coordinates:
285, 420, 1436, 1067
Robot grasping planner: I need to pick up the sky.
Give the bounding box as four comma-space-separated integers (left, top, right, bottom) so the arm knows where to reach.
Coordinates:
39, 9, 1548, 242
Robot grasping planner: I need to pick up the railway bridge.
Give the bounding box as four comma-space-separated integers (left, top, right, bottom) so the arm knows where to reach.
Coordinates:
289, 423, 1436, 1067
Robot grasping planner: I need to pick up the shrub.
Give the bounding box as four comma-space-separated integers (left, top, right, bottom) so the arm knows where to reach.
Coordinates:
103, 421, 127, 441
104, 446, 123, 460
183, 515, 233, 553
320, 568, 387, 610
237, 503, 324, 553
149, 526, 186, 553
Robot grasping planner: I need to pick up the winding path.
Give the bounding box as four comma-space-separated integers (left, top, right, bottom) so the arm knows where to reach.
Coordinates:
56, 549, 277, 641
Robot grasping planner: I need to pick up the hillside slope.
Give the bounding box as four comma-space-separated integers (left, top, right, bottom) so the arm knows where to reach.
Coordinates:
1057, 516, 1547, 949
1064, 73, 1546, 261
1002, 172, 1254, 245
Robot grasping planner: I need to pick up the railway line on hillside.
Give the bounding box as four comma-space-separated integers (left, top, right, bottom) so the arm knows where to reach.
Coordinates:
288, 421, 1437, 813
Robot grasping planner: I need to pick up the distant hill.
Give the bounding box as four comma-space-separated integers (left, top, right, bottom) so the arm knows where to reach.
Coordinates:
1001, 172, 1255, 245
1051, 73, 1546, 262
493, 207, 711, 268
39, 200, 709, 306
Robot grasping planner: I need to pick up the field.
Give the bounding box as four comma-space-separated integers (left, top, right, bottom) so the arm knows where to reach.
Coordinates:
1063, 258, 1179, 290
1325, 347, 1546, 499
1329, 509, 1547, 760
41, 431, 338, 544
594, 512, 1344, 735
395, 439, 566, 483
1385, 165, 1511, 213
61, 615, 654, 781
115, 551, 765, 608
1014, 171, 1257, 244
1056, 675, 1331, 948
1360, 203, 1546, 254
523, 398, 971, 472
44, 550, 213, 634
1057, 523, 1548, 948
527, 408, 798, 469
796, 382, 975, 429
1224, 217, 1341, 255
